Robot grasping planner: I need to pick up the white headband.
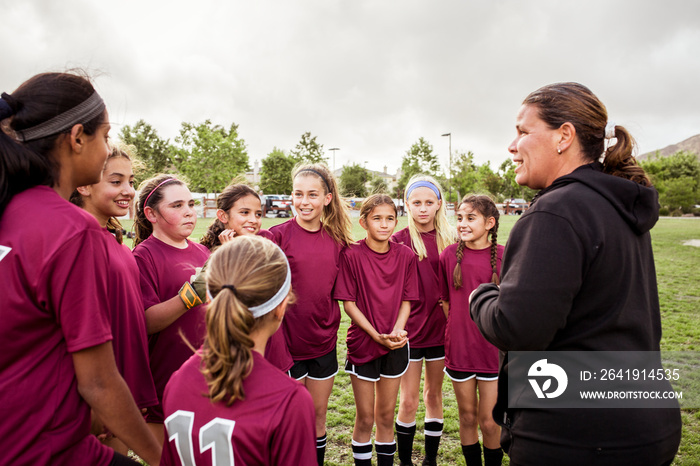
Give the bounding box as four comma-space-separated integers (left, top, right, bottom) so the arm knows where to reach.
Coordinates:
207, 243, 292, 319
604, 121, 616, 140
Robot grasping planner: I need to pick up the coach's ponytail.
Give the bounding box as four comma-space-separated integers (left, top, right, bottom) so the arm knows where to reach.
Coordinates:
202, 236, 293, 405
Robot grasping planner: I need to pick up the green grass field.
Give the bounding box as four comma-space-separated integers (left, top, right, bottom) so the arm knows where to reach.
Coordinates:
120, 215, 700, 465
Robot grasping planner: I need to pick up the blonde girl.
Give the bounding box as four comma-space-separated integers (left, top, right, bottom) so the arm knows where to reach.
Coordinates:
393, 174, 456, 466
334, 194, 419, 466
132, 174, 210, 444
439, 195, 503, 466
161, 236, 316, 465
269, 162, 353, 465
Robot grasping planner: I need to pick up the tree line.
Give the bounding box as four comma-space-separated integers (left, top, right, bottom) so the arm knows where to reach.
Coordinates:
120, 120, 699, 213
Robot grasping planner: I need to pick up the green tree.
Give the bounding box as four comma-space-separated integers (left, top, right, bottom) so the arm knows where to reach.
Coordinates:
290, 132, 326, 164
119, 120, 173, 185
497, 158, 537, 201
450, 150, 480, 201
260, 148, 296, 194
339, 163, 368, 197
396, 137, 441, 197
640, 151, 700, 212
172, 120, 249, 193
369, 174, 389, 194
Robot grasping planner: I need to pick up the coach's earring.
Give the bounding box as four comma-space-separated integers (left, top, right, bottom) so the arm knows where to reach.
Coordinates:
557, 146, 562, 154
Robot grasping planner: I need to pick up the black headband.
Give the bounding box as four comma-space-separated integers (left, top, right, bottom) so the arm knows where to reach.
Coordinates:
295, 169, 331, 193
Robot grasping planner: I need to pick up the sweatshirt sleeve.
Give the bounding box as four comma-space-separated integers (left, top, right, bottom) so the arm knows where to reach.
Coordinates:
470, 211, 585, 351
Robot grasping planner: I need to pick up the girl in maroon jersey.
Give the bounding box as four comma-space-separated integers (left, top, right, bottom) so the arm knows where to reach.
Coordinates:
269, 163, 353, 465
0, 72, 160, 465
200, 181, 292, 373
334, 194, 419, 466
161, 235, 316, 466
132, 174, 210, 445
439, 195, 504, 466
71, 142, 158, 456
392, 174, 456, 466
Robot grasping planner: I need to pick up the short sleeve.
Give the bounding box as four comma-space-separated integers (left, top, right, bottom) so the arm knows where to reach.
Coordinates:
332, 249, 357, 301
402, 253, 420, 301
438, 252, 450, 301
42, 230, 112, 352
133, 247, 161, 310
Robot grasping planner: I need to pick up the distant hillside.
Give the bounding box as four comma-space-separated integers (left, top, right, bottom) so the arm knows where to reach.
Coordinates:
638, 133, 700, 160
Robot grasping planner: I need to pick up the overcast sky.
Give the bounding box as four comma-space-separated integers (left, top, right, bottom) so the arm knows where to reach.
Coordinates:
3, 0, 699, 175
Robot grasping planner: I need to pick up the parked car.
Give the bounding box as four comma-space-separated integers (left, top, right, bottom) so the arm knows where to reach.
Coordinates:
263, 194, 293, 217
504, 198, 530, 215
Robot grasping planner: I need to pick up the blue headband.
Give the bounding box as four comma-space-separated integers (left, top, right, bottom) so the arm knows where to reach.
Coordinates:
406, 181, 441, 200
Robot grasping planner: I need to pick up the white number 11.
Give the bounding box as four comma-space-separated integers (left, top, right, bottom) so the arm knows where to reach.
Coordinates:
165, 410, 236, 466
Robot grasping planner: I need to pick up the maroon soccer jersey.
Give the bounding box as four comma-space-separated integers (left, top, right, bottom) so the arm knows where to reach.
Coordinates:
104, 233, 158, 409
162, 351, 316, 466
0, 186, 114, 465
392, 228, 446, 348
270, 218, 344, 361
334, 240, 419, 365
133, 236, 210, 423
439, 243, 504, 373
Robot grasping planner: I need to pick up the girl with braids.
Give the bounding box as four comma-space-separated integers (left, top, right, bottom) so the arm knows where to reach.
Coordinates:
71, 142, 158, 455
269, 162, 353, 465
0, 72, 160, 465
392, 174, 456, 466
470, 83, 681, 465
161, 236, 316, 466
132, 174, 210, 445
200, 181, 292, 373
438, 195, 503, 466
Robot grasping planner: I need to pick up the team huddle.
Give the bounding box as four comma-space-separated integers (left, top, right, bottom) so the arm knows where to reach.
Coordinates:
0, 71, 682, 466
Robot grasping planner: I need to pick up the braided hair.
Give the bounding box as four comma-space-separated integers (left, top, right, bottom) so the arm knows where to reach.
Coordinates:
453, 195, 501, 289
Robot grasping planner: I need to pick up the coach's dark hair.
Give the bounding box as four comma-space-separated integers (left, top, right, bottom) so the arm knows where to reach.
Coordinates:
454, 195, 500, 289
0, 72, 106, 217
200, 182, 260, 250
133, 174, 185, 246
523, 82, 651, 187
203, 236, 293, 405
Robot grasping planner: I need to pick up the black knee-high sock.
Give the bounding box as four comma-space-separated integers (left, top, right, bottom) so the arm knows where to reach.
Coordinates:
316, 434, 327, 466
483, 446, 503, 466
462, 442, 482, 466
375, 441, 397, 466
396, 420, 416, 464
423, 418, 443, 463
352, 440, 372, 466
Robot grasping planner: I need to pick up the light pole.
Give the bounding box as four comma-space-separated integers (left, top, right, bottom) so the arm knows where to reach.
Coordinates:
441, 133, 452, 204
329, 147, 340, 173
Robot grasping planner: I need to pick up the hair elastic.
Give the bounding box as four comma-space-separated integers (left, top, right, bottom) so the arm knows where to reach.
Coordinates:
604, 121, 616, 139
406, 180, 441, 200
16, 92, 105, 142
0, 93, 14, 120
144, 178, 178, 207
221, 284, 238, 296
295, 168, 331, 193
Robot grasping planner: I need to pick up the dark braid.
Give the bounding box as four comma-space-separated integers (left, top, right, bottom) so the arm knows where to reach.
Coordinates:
489, 228, 500, 285
453, 240, 466, 290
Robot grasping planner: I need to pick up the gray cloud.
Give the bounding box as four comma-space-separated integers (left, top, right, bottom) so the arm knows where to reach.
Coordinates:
2, 0, 699, 174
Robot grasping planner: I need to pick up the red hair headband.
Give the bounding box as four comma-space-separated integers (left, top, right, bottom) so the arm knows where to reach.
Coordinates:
144, 178, 178, 207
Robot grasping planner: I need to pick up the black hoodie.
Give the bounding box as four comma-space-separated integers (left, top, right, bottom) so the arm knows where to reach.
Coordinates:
470, 162, 681, 465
